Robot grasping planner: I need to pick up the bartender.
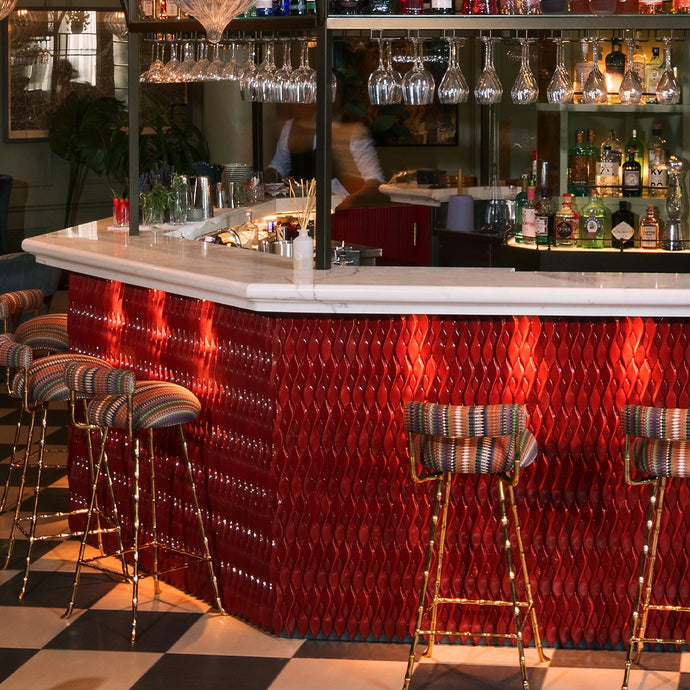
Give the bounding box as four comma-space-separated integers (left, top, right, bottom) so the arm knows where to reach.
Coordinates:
266, 103, 386, 210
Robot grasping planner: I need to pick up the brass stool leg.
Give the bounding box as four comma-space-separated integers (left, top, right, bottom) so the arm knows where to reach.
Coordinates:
498, 479, 529, 690
130, 433, 142, 645
178, 425, 225, 615
423, 474, 451, 659
506, 484, 549, 663
402, 473, 447, 690
0, 405, 25, 514
622, 477, 666, 690
19, 406, 50, 598
2, 409, 37, 571
148, 429, 161, 596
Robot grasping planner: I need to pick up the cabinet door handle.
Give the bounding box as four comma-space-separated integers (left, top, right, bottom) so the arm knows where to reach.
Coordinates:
413, 222, 417, 247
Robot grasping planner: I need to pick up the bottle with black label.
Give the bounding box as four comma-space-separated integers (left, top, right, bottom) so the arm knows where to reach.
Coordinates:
611, 201, 636, 249
622, 148, 642, 197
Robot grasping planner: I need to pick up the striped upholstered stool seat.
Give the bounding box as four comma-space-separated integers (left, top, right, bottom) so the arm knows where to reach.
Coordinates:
0, 341, 118, 598
401, 401, 547, 690
0, 289, 68, 353
61, 362, 224, 645
620, 405, 690, 689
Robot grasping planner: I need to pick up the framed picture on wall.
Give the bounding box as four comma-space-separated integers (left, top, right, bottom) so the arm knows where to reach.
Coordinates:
3, 9, 128, 142
334, 36, 458, 147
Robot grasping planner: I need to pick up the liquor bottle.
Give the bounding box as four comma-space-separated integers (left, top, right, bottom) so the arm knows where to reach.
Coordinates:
632, 40, 647, 84
140, 0, 155, 19
255, 0, 274, 14
536, 163, 553, 246
586, 129, 599, 194
573, 39, 590, 104
514, 174, 529, 244
430, 0, 454, 12
580, 189, 610, 249
401, 0, 424, 12
639, 0, 662, 11
645, 47, 663, 103
622, 148, 642, 197
368, 0, 391, 10
648, 148, 669, 198
611, 201, 636, 249
521, 184, 537, 246
639, 205, 659, 249
273, 0, 290, 14
568, 130, 589, 197
554, 193, 579, 247
625, 129, 645, 182
647, 123, 667, 167
289, 0, 307, 13
597, 145, 620, 197
529, 149, 538, 188
240, 211, 261, 250
605, 38, 626, 102
601, 129, 624, 170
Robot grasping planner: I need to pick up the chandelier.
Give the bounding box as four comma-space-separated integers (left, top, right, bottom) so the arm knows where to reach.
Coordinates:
0, 0, 18, 22
173, 0, 256, 44
104, 11, 128, 39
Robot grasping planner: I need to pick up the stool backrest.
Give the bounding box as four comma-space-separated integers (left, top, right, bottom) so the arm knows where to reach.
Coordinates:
620, 404, 690, 441
0, 289, 44, 334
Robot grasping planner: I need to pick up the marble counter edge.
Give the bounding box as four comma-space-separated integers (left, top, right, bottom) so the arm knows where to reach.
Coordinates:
22, 225, 690, 317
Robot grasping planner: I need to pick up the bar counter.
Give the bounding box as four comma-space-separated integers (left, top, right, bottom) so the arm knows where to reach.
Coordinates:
24, 219, 690, 649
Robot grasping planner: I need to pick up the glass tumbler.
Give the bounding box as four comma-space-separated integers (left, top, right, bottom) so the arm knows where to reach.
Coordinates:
169, 183, 190, 224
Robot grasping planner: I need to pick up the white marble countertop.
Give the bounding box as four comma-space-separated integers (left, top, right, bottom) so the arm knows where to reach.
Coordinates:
22, 217, 690, 317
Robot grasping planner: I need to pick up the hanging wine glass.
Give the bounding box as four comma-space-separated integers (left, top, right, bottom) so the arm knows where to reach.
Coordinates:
546, 37, 574, 104
254, 40, 278, 101
161, 39, 181, 83
142, 39, 165, 83
222, 41, 241, 81
618, 37, 643, 105
191, 40, 211, 81
402, 37, 435, 106
656, 37, 681, 105
369, 37, 403, 105
273, 39, 294, 102
239, 40, 259, 101
581, 37, 607, 104
511, 38, 538, 105
474, 35, 503, 105
289, 40, 316, 104
437, 38, 469, 105
205, 42, 225, 81
175, 40, 198, 82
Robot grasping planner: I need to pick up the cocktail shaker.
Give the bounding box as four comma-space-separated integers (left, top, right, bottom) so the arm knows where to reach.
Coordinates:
188, 175, 213, 221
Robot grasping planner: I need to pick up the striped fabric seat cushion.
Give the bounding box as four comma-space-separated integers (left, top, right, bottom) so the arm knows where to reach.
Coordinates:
65, 362, 135, 396
629, 438, 690, 478
85, 381, 201, 431
0, 289, 44, 322
15, 313, 69, 353
0, 335, 32, 370
10, 354, 110, 403
403, 401, 538, 474
620, 404, 690, 441
620, 405, 690, 478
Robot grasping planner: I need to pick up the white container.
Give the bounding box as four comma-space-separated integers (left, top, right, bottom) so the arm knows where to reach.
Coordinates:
292, 228, 313, 281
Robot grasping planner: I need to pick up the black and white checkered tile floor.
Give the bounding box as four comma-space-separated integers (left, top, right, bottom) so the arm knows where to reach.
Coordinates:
1, 386, 690, 688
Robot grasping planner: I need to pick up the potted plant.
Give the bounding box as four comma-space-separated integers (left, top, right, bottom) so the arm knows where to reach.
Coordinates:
139, 163, 174, 226
66, 10, 90, 33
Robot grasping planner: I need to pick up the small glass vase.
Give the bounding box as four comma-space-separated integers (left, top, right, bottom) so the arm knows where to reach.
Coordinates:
112, 197, 129, 226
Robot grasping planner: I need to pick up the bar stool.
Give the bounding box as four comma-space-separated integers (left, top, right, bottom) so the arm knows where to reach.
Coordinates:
620, 404, 690, 690
401, 401, 548, 690
62, 362, 225, 644
0, 339, 122, 597
0, 289, 68, 514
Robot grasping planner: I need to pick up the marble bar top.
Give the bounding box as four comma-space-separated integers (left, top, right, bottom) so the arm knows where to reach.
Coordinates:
23, 217, 690, 317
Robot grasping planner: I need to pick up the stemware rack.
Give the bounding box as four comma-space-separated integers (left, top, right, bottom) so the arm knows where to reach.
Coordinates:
126, 4, 690, 268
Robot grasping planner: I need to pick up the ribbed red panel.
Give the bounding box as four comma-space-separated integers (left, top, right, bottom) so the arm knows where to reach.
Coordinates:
68, 274, 690, 648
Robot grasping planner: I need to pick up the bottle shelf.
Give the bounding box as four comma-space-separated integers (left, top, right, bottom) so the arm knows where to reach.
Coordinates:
127, 15, 318, 34
325, 14, 690, 31
538, 103, 688, 113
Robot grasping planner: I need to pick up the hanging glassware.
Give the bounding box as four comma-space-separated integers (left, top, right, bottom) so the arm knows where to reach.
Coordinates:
656, 37, 681, 105
618, 36, 644, 105
546, 37, 574, 104
474, 35, 503, 105
511, 38, 538, 105
437, 38, 469, 105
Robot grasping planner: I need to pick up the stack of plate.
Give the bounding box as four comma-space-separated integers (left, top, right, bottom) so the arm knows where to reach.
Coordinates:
222, 163, 252, 186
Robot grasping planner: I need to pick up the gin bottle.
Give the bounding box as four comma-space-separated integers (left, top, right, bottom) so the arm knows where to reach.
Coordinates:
580, 189, 610, 249
611, 201, 635, 249
639, 205, 659, 249
554, 194, 579, 247
568, 129, 589, 197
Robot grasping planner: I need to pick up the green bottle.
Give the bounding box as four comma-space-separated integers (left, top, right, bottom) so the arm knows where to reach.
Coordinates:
580, 189, 611, 249
513, 173, 529, 243
625, 129, 645, 184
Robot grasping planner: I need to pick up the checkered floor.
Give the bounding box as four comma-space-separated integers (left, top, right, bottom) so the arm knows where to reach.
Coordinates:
1, 374, 690, 688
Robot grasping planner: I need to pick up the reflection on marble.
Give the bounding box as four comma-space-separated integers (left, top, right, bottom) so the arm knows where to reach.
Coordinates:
23, 217, 690, 317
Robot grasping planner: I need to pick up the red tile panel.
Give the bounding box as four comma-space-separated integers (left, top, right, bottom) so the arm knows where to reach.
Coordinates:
67, 273, 690, 648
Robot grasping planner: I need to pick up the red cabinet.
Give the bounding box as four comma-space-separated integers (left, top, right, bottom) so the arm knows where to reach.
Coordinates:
331, 204, 431, 266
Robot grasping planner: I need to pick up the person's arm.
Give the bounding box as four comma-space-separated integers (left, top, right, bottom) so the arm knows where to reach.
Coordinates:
266, 119, 293, 181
